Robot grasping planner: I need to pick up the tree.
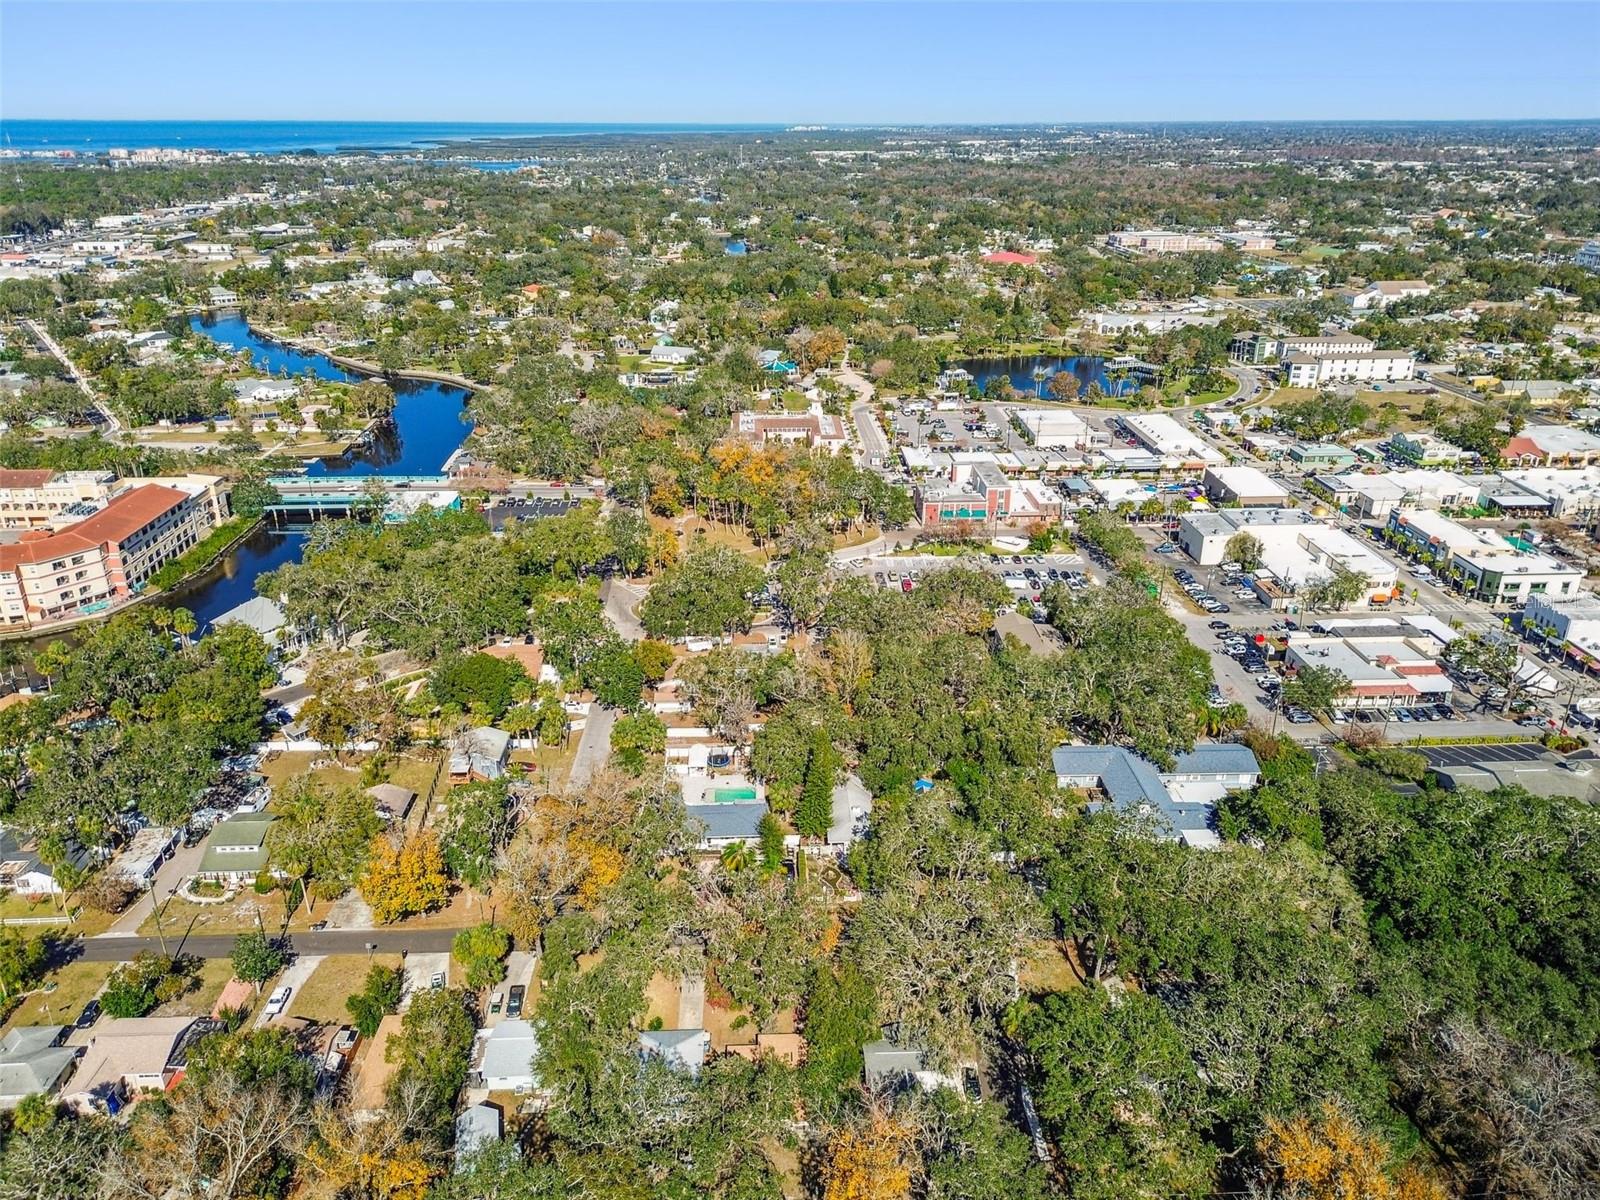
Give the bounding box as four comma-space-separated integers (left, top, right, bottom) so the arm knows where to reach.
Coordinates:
229, 930, 285, 994
1281, 663, 1349, 716
633, 638, 675, 684
451, 922, 512, 989
795, 727, 840, 840
345, 963, 404, 1038
1443, 631, 1528, 715
385, 986, 477, 1131
1224, 531, 1265, 571
640, 544, 763, 640
719, 841, 755, 873
1303, 563, 1372, 612
360, 831, 450, 923
0, 929, 48, 1001
429, 652, 529, 721
820, 1107, 915, 1200
101, 951, 193, 1018
438, 779, 512, 888
758, 812, 786, 872
1256, 1100, 1446, 1200
0, 1107, 115, 1200
611, 711, 667, 774
584, 641, 645, 709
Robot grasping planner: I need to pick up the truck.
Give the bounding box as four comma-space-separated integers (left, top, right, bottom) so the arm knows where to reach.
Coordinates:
1566, 697, 1600, 728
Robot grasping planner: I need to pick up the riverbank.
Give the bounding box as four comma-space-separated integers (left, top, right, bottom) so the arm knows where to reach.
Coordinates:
239, 318, 482, 393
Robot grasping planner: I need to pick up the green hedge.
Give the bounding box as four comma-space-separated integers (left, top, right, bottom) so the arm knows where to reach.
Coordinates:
148, 516, 255, 590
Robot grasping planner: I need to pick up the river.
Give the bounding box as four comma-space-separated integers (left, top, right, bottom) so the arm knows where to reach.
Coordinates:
956, 354, 1141, 399
171, 315, 476, 630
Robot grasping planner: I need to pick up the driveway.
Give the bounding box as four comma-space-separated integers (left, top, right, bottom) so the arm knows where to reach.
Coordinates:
255, 954, 324, 1027
677, 971, 706, 1029
600, 576, 646, 642
568, 704, 617, 790
400, 952, 450, 1010
105, 838, 209, 935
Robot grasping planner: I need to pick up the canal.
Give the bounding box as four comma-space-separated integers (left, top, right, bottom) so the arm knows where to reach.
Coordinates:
173, 314, 476, 630
956, 354, 1141, 399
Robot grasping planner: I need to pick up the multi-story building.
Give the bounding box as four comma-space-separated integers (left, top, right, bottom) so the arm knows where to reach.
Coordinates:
1281, 349, 1415, 388
1390, 431, 1469, 467
1106, 230, 1223, 255
0, 483, 220, 628
1573, 239, 1600, 273
915, 462, 1014, 527
731, 409, 849, 453
0, 469, 116, 529
1387, 508, 1584, 604
1500, 425, 1600, 468
1350, 280, 1432, 311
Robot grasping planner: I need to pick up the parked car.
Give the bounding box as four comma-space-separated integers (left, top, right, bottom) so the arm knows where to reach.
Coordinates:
265, 986, 293, 1018
1208, 620, 1230, 631
490, 993, 504, 1015
507, 985, 526, 1017
75, 999, 100, 1030
430, 971, 446, 989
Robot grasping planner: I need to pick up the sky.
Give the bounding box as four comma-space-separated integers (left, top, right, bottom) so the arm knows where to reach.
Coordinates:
2, 1, 1596, 124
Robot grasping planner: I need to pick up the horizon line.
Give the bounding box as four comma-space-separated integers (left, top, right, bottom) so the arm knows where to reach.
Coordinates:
5, 116, 1600, 126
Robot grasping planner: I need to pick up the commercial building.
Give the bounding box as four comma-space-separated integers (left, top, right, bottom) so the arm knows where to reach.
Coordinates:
1387, 508, 1584, 603
915, 462, 1016, 528
0, 482, 222, 629
731, 408, 849, 453
1574, 239, 1600, 273
1107, 230, 1223, 254
1201, 465, 1289, 508
1496, 468, 1600, 519
1288, 442, 1360, 470
1283, 633, 1453, 712
1390, 432, 1469, 467
1500, 425, 1600, 468
1011, 408, 1091, 449
1350, 280, 1432, 311
0, 469, 115, 529
1122, 412, 1224, 467
1180, 508, 1398, 607
1087, 308, 1222, 335
1052, 743, 1261, 849
1318, 469, 1476, 518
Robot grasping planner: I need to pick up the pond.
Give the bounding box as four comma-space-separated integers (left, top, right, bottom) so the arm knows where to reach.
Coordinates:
955, 354, 1141, 399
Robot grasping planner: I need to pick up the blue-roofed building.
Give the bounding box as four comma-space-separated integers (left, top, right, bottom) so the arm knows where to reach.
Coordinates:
1051, 743, 1261, 849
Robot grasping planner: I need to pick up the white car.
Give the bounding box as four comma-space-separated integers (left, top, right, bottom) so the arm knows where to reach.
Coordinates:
264, 985, 292, 1018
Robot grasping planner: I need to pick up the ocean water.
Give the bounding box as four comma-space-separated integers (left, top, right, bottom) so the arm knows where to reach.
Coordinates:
0, 119, 782, 155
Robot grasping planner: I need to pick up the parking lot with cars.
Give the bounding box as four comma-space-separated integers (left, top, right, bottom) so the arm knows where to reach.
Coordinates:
843, 552, 1093, 606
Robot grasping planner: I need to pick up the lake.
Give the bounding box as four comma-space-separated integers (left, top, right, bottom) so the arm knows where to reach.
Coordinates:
956, 355, 1141, 399
175, 315, 478, 627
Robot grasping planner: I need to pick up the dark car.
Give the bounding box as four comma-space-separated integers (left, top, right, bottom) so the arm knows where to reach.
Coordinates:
962, 1067, 982, 1101
76, 998, 100, 1030
507, 985, 526, 1017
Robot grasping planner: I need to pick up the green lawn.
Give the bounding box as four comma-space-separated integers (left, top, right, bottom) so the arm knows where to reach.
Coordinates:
287, 953, 403, 1025
3, 961, 115, 1034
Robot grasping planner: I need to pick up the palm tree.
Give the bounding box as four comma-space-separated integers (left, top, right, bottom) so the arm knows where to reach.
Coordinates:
172, 607, 197, 649
719, 841, 755, 873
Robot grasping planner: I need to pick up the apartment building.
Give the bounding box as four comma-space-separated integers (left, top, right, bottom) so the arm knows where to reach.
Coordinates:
0, 484, 217, 628
1106, 230, 1223, 254
0, 470, 116, 529
1281, 349, 1416, 388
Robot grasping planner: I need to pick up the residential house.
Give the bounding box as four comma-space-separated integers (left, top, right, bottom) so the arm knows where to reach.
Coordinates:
454, 1103, 503, 1171
367, 783, 417, 822
64, 1017, 215, 1113
1390, 432, 1469, 468
1052, 743, 1261, 849
648, 344, 696, 366
230, 378, 299, 405
639, 1028, 711, 1076
1350, 280, 1432, 311
196, 812, 276, 883
206, 286, 239, 308
0, 1026, 79, 1110
862, 1026, 960, 1093
0, 825, 90, 895
472, 1019, 540, 1093
449, 727, 511, 781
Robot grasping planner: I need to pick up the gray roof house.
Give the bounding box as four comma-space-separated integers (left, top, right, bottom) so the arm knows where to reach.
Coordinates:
450, 727, 511, 781
0, 825, 91, 896
1052, 743, 1261, 849
472, 1019, 540, 1093
454, 1102, 503, 1171
688, 802, 768, 850
827, 774, 873, 849
211, 596, 288, 644
862, 1025, 960, 1094
639, 1028, 710, 1076
0, 1026, 78, 1110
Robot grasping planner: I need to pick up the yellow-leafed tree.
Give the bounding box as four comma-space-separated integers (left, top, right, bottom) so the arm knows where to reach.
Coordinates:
360, 830, 450, 924
820, 1109, 916, 1200
1258, 1101, 1447, 1200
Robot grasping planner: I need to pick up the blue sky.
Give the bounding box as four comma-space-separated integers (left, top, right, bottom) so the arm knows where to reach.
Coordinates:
3, 1, 1594, 123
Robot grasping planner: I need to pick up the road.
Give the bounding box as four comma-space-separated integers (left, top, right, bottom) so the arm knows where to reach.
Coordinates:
23, 318, 121, 435
77, 926, 470, 962
600, 575, 646, 642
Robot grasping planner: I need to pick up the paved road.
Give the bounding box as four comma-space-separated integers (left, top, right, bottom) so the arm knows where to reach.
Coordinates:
600, 576, 646, 642
78, 927, 470, 962
24, 318, 121, 435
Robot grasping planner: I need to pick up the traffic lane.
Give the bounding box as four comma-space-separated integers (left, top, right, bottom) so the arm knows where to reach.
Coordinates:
76, 927, 470, 962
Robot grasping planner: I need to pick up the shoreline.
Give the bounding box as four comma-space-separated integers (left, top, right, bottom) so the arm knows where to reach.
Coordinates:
221, 315, 480, 393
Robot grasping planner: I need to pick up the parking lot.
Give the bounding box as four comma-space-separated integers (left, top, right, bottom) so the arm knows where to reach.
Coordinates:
485, 496, 582, 531
1416, 742, 1548, 768
842, 552, 1093, 602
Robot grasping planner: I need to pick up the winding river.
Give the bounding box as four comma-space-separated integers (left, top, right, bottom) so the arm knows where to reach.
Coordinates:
169, 315, 475, 630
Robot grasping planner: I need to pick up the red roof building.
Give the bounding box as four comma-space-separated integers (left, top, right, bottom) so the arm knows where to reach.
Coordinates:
981, 251, 1039, 266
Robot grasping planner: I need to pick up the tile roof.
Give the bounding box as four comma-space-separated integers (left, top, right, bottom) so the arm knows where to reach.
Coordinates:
0, 484, 189, 570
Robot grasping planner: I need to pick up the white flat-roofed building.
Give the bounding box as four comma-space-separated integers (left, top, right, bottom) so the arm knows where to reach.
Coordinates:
1087, 309, 1222, 335
1351, 280, 1432, 311
1122, 412, 1224, 466
1179, 508, 1396, 606
1329, 469, 1476, 517
1106, 230, 1223, 254
1524, 593, 1600, 652
1451, 542, 1583, 606
1284, 635, 1451, 711
1387, 508, 1480, 560
1275, 333, 1375, 358
1498, 468, 1600, 519
1282, 349, 1415, 388
1202, 465, 1289, 507
1012, 408, 1091, 449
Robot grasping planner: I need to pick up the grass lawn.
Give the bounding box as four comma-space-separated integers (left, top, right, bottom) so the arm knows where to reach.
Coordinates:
672, 515, 764, 560
142, 887, 315, 939
1018, 940, 1084, 994
0, 893, 76, 924
642, 972, 681, 1030
288, 953, 402, 1025
153, 956, 237, 1019
510, 741, 578, 791
3, 960, 115, 1033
